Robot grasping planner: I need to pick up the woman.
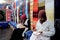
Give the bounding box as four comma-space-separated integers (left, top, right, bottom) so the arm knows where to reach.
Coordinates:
10, 20, 25, 40
10, 14, 26, 40
30, 10, 55, 40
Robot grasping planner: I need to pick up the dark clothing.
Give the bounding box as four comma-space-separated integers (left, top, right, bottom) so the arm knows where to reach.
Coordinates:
10, 28, 25, 40
24, 20, 31, 30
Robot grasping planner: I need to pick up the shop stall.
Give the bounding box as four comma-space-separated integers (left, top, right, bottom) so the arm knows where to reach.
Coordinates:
9, 0, 29, 29
0, 4, 12, 28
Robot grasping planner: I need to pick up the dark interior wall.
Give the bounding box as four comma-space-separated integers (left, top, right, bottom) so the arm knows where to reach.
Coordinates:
55, 0, 60, 19
55, 6, 60, 19
38, 6, 45, 11
53, 0, 60, 40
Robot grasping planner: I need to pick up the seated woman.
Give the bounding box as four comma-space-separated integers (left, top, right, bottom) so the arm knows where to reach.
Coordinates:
10, 14, 31, 40
10, 21, 25, 40
10, 14, 26, 40
30, 10, 55, 40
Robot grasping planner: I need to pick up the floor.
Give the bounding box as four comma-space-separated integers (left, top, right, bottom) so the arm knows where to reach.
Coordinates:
0, 27, 13, 40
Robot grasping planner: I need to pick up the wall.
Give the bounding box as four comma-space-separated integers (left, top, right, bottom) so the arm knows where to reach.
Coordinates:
45, 0, 54, 22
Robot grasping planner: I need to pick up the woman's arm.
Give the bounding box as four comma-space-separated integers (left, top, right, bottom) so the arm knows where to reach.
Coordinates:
22, 27, 28, 37
42, 22, 55, 37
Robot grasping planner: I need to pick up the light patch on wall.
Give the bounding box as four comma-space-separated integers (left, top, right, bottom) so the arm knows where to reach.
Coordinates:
0, 0, 6, 4
39, 0, 45, 3
38, 0, 45, 7
45, 0, 54, 21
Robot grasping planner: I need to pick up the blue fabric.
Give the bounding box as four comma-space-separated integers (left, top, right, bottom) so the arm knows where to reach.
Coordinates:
16, 1, 19, 6
24, 30, 33, 40
0, 22, 8, 28
25, 2, 28, 18
9, 21, 17, 28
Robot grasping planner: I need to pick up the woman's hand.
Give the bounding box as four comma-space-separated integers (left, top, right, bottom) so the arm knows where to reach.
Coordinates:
38, 31, 43, 34
33, 31, 40, 36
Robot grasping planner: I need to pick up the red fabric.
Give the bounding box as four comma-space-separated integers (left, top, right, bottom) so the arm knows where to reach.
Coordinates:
32, 24, 36, 30
21, 14, 26, 20
13, 2, 16, 9
33, 0, 38, 12
34, 0, 38, 2
33, 18, 38, 22
6, 9, 12, 21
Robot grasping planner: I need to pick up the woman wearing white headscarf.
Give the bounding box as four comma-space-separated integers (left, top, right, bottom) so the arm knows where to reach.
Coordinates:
30, 10, 55, 40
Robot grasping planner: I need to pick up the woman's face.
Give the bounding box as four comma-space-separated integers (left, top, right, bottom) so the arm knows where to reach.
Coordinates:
39, 10, 45, 20
38, 10, 47, 23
